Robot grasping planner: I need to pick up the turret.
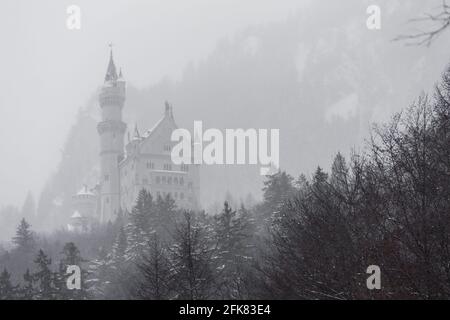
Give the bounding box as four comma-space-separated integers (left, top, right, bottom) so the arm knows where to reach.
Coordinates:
97, 47, 127, 223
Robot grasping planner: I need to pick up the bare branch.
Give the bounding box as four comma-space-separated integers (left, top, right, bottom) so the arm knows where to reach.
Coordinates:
394, 1, 450, 46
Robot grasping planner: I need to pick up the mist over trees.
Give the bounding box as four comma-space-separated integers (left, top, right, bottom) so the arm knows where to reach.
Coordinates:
2, 0, 450, 300
2, 60, 450, 299
6, 1, 448, 237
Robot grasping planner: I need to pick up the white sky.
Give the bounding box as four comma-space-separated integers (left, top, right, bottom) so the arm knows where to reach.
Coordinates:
0, 0, 306, 207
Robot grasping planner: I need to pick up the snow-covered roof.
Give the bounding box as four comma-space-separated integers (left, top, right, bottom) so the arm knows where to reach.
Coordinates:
77, 185, 95, 196
143, 117, 165, 139
71, 211, 82, 219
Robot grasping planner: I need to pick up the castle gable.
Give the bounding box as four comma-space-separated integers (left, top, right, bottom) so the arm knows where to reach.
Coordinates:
139, 115, 177, 155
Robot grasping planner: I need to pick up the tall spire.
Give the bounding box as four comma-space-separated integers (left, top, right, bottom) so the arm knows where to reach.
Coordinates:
104, 44, 118, 82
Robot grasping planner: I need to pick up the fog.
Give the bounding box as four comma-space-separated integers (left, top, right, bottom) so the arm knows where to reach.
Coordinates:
1, 0, 450, 238
0, 0, 305, 208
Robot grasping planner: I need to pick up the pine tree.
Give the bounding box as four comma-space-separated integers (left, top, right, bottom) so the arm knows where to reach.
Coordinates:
129, 189, 153, 231
214, 202, 253, 298
262, 171, 296, 214
33, 249, 57, 299
154, 193, 177, 244
126, 189, 153, 263
237, 203, 257, 252
112, 227, 128, 264
87, 228, 131, 299
0, 268, 16, 300
12, 218, 35, 252
20, 269, 35, 300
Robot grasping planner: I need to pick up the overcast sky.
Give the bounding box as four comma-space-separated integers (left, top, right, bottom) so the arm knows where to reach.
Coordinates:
0, 0, 307, 208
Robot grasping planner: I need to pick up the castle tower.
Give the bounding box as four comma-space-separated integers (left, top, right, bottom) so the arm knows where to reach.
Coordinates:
97, 47, 126, 222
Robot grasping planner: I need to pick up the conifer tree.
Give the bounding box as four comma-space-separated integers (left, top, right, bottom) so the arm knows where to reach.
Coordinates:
0, 268, 16, 300
129, 189, 153, 231
214, 202, 252, 298
33, 249, 57, 299
21, 269, 35, 300
88, 227, 132, 299
155, 193, 177, 237
12, 218, 35, 252
126, 189, 153, 262
262, 171, 296, 215
112, 227, 128, 264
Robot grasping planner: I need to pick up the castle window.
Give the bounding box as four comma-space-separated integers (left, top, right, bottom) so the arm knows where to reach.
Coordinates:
188, 182, 193, 189
163, 163, 172, 171
180, 177, 184, 186
174, 177, 178, 185
156, 176, 161, 184
162, 176, 166, 184
147, 162, 155, 169
164, 144, 171, 152
181, 164, 189, 172
168, 177, 172, 185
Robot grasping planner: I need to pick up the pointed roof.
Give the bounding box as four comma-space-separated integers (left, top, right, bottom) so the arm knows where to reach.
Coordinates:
132, 123, 141, 141
71, 211, 82, 219
104, 47, 118, 82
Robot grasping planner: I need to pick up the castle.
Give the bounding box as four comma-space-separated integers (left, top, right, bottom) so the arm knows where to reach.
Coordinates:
68, 49, 200, 232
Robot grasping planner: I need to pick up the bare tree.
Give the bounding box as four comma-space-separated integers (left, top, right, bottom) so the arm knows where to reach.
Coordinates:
395, 1, 450, 46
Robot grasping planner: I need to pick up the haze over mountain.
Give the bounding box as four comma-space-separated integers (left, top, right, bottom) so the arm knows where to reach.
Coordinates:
2, 0, 450, 238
